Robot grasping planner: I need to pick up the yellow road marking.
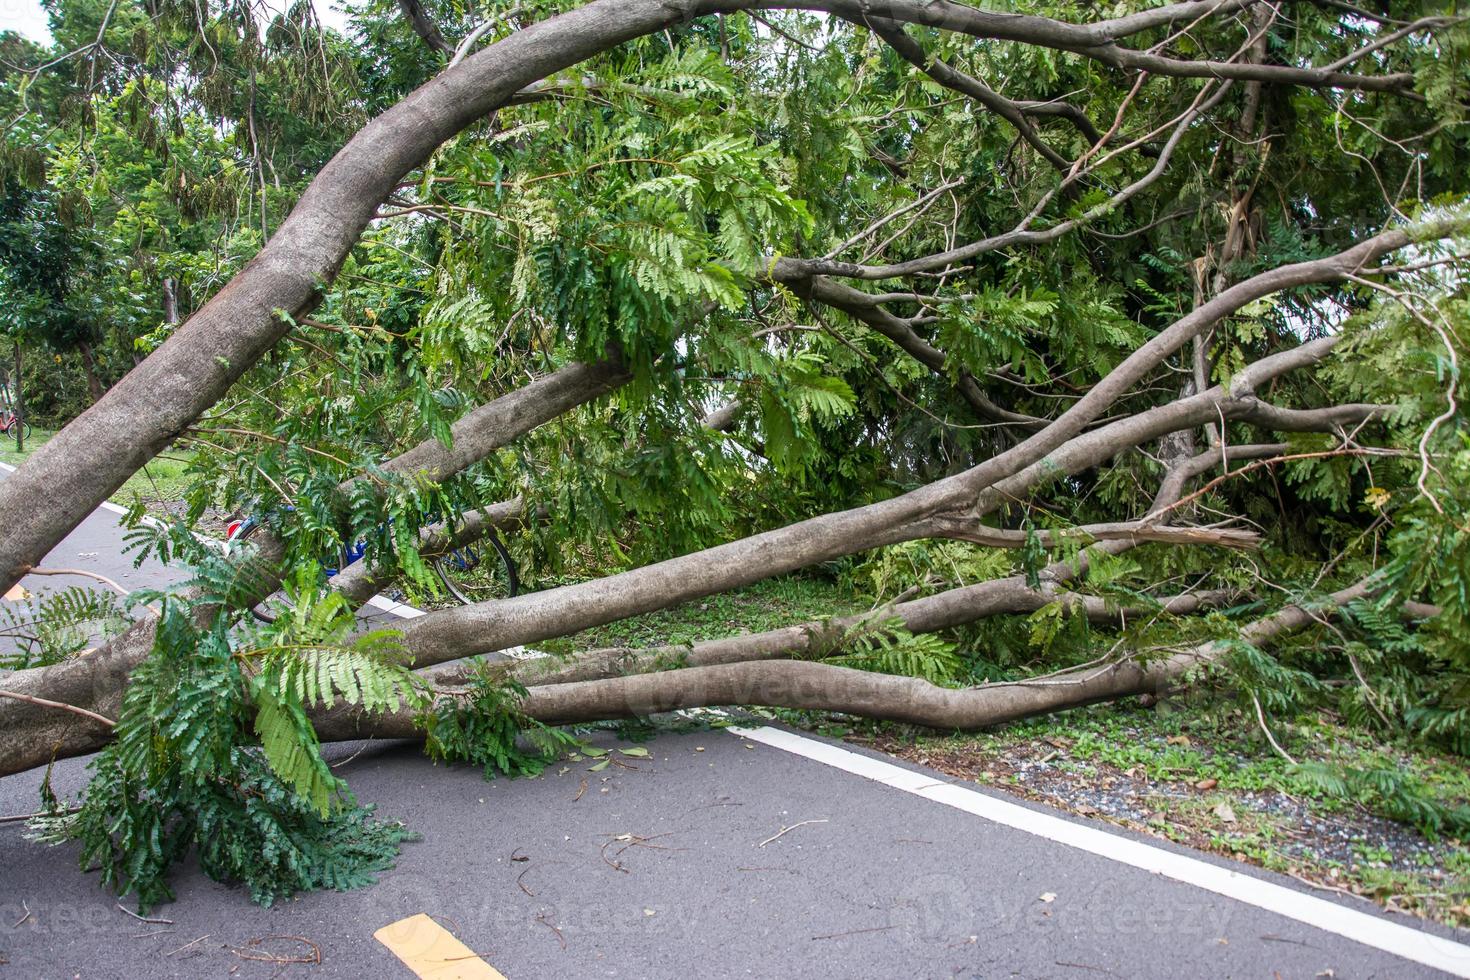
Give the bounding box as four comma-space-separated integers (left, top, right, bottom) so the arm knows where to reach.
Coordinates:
374, 913, 507, 979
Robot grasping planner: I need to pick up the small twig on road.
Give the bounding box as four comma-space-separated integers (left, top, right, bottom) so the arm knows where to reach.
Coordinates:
0, 805, 81, 823
599, 838, 630, 873
23, 566, 133, 598
165, 934, 211, 957
573, 777, 587, 802
12, 901, 32, 927
230, 935, 321, 964
118, 904, 173, 925
327, 739, 376, 769
737, 866, 798, 873
680, 799, 743, 816
536, 913, 566, 949
812, 925, 895, 940
759, 819, 828, 847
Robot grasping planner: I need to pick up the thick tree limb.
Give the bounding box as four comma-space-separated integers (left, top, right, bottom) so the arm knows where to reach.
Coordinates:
329, 498, 530, 605
798, 0, 1418, 92
511, 579, 1386, 729
397, 0, 454, 56
384, 356, 629, 482
925, 520, 1260, 550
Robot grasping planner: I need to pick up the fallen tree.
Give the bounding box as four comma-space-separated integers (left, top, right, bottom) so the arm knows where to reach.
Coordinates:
1, 0, 1468, 909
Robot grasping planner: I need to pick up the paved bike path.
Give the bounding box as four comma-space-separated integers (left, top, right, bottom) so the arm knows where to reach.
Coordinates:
3, 473, 1470, 978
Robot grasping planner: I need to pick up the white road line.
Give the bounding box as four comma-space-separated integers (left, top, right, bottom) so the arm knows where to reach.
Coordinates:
730, 723, 1470, 978
365, 593, 427, 619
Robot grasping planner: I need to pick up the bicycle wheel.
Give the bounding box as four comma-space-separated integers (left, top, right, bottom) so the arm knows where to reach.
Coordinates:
432, 529, 520, 605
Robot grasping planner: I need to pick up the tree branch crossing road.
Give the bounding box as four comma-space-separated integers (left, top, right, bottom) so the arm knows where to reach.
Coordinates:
2, 478, 1469, 978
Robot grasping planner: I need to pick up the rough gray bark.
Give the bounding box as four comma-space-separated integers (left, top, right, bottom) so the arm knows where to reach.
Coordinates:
383, 356, 629, 482
397, 0, 455, 56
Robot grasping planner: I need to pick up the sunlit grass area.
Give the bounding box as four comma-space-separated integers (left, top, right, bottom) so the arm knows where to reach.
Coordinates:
0, 427, 196, 505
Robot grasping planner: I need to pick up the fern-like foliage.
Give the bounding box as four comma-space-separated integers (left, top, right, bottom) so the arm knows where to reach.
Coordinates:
1290, 761, 1470, 840
421, 660, 581, 779
0, 584, 127, 668
45, 552, 421, 911
813, 613, 962, 684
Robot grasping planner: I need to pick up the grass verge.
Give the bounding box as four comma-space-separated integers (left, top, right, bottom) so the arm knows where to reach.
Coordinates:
0, 428, 196, 508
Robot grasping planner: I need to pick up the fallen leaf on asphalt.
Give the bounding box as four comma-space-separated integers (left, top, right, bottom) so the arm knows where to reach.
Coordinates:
583, 747, 608, 757
1213, 802, 1237, 823
588, 760, 609, 772
619, 747, 650, 758
1195, 778, 1218, 790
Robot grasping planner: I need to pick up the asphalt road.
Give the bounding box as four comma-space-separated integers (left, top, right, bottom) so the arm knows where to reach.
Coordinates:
3, 471, 1470, 978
